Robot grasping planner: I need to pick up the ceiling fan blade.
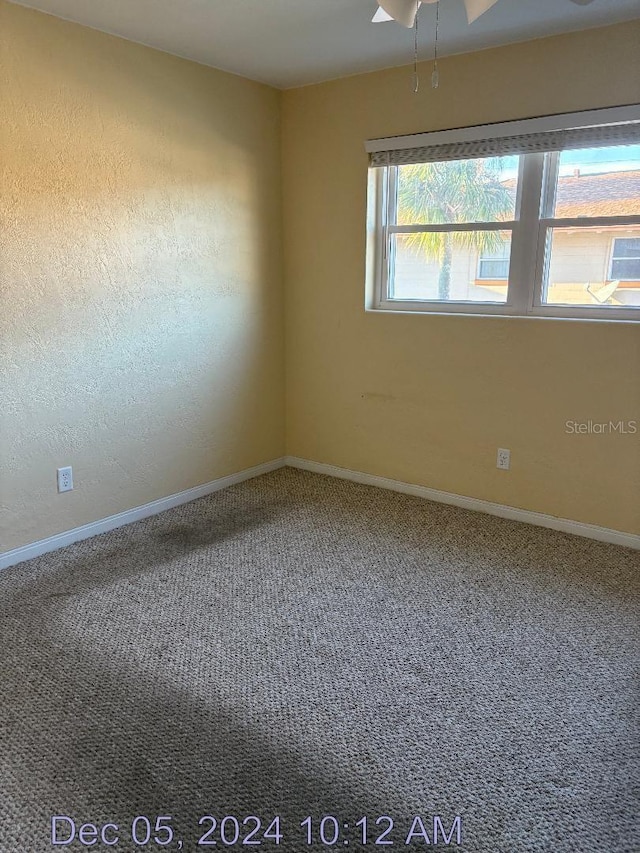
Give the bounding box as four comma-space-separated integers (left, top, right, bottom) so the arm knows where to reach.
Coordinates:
569, 0, 598, 5
463, 0, 500, 24
373, 0, 422, 29
372, 7, 394, 22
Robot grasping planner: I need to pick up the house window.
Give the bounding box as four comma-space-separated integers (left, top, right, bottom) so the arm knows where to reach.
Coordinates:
478, 242, 511, 280
366, 105, 640, 320
610, 238, 640, 280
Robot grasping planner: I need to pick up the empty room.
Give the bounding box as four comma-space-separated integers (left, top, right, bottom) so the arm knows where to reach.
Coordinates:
1, 0, 639, 850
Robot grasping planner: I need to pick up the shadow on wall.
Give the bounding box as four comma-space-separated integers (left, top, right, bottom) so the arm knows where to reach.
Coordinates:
2, 2, 284, 553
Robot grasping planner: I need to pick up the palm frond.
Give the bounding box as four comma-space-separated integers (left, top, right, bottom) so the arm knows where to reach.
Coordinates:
396, 157, 515, 259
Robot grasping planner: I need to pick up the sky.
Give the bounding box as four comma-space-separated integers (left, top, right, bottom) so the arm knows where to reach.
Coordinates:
492, 145, 640, 180
558, 144, 640, 175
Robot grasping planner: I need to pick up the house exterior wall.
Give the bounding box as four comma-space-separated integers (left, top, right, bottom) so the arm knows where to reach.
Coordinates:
392, 227, 640, 302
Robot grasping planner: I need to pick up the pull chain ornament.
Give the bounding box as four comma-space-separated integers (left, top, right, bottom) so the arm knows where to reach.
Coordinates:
413, 0, 440, 93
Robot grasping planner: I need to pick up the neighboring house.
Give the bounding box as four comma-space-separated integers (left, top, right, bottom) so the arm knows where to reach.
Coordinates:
394, 169, 640, 305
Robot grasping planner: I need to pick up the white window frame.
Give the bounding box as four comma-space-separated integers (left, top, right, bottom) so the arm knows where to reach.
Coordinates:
366, 106, 640, 322
609, 236, 640, 282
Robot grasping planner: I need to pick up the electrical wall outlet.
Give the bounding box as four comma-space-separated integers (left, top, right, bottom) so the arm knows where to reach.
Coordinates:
497, 448, 511, 471
57, 466, 73, 493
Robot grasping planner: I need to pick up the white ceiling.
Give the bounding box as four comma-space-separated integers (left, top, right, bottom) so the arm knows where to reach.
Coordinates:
11, 0, 640, 89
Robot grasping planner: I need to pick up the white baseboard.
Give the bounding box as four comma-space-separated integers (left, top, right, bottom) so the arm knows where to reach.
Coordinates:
0, 457, 286, 571
285, 456, 640, 551
3, 453, 636, 570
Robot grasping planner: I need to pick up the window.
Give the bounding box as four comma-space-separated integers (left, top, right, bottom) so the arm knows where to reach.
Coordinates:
387, 156, 516, 303
366, 106, 640, 320
539, 146, 640, 309
611, 238, 640, 281
478, 241, 511, 280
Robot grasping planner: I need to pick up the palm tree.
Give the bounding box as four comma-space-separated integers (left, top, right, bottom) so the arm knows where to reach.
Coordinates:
396, 158, 515, 299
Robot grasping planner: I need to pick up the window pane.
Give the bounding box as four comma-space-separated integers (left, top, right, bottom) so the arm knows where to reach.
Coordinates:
550, 145, 640, 218
611, 237, 640, 280
389, 232, 510, 303
612, 258, 640, 280
542, 226, 640, 308
479, 259, 509, 279
612, 237, 640, 257
396, 156, 518, 225
478, 239, 510, 279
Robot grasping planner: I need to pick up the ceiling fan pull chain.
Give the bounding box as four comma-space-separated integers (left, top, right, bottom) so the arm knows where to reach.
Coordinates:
431, 0, 440, 88
413, 1, 420, 92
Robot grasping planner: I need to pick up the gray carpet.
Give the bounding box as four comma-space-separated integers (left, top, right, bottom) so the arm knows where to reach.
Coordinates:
1, 468, 638, 852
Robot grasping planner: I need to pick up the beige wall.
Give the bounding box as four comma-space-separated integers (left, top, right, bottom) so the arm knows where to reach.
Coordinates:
282, 23, 640, 536
1, 1, 284, 551
2, 6, 639, 553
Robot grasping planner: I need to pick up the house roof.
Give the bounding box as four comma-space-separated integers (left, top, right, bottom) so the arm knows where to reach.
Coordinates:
501, 169, 640, 218
554, 169, 640, 218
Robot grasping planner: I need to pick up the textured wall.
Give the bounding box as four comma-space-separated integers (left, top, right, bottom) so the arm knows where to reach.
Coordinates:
282, 23, 640, 536
2, 5, 638, 554
1, 1, 284, 551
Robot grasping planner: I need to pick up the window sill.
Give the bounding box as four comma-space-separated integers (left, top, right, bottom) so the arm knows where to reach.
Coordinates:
366, 305, 640, 323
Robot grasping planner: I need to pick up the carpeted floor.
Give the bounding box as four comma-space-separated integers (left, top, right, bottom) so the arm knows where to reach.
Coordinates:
1, 468, 638, 852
